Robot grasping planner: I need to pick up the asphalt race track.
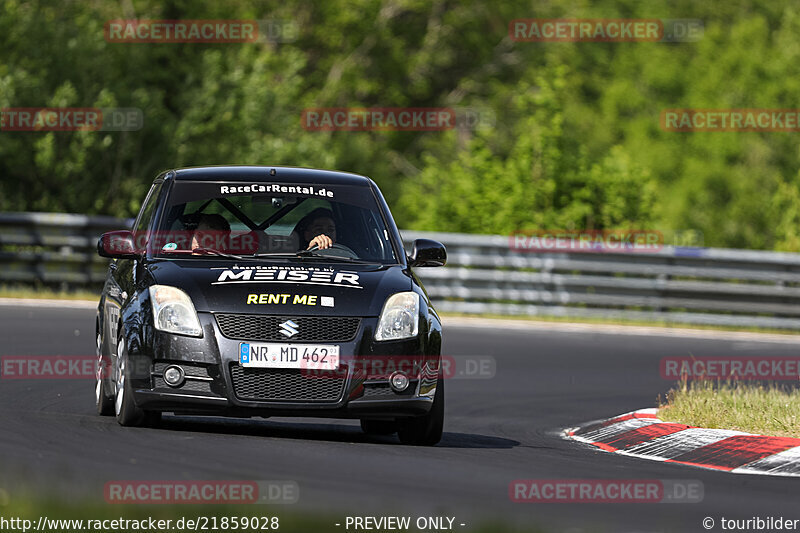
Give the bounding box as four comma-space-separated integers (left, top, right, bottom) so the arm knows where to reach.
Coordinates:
1, 302, 799, 532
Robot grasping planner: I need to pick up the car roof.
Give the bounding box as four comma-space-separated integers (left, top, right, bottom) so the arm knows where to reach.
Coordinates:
162, 166, 372, 187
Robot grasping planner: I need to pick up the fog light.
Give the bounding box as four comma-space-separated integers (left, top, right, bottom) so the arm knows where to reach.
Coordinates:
163, 365, 185, 387
389, 371, 410, 392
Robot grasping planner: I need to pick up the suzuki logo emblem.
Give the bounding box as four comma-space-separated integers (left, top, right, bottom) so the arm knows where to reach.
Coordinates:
279, 319, 299, 338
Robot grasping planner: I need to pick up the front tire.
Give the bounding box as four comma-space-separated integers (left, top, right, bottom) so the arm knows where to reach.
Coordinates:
397, 376, 444, 446
114, 338, 147, 426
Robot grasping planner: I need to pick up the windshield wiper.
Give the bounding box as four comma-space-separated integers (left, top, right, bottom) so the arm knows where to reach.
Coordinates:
191, 247, 245, 260
295, 250, 380, 263
300, 255, 378, 264
243, 252, 302, 258
241, 251, 378, 264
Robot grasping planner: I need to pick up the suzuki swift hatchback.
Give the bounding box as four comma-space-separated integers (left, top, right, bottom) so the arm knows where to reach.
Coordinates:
95, 166, 446, 445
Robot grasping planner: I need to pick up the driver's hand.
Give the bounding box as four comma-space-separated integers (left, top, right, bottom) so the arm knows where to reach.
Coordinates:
308, 234, 333, 250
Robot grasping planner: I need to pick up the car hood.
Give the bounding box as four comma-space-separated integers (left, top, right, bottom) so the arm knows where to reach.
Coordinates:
146, 259, 412, 316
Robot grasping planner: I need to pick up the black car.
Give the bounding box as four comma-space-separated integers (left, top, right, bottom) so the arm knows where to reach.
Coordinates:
95, 166, 447, 445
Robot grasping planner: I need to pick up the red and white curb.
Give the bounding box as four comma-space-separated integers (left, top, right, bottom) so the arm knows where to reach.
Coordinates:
564, 409, 800, 477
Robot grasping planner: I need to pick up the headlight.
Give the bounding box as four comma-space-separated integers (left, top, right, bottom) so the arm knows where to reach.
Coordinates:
375, 292, 420, 341
149, 285, 202, 337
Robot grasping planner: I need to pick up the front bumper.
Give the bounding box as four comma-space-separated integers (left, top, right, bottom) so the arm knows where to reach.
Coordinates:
129, 312, 439, 419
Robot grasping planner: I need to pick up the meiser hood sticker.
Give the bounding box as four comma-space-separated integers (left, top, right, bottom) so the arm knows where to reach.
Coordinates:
211, 266, 361, 289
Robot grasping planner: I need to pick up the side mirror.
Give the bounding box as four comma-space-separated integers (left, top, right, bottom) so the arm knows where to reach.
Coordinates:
97, 230, 140, 259
408, 239, 447, 267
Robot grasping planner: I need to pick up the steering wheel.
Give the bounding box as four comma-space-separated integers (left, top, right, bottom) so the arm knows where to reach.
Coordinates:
307, 242, 358, 259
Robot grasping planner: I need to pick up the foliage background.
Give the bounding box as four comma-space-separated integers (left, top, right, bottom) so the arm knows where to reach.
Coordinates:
0, 0, 797, 250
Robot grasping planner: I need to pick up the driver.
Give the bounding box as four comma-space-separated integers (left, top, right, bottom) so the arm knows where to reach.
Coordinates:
295, 208, 336, 250
191, 213, 231, 252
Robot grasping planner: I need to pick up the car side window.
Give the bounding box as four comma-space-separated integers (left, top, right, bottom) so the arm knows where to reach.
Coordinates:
133, 182, 163, 232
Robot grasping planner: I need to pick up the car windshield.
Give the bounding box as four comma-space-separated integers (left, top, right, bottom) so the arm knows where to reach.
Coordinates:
150, 180, 398, 264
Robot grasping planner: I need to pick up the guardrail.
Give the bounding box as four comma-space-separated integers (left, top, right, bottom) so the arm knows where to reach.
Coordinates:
400, 231, 800, 330
0, 212, 130, 290
2, 213, 800, 330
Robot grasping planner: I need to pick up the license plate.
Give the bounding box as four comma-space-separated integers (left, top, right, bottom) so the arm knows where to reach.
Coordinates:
239, 342, 340, 370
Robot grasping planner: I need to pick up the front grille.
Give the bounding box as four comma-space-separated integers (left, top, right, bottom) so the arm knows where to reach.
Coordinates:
230, 364, 346, 402
216, 314, 360, 342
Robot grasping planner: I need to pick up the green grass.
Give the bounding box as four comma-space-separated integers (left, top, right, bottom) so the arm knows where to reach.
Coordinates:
658, 381, 800, 438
